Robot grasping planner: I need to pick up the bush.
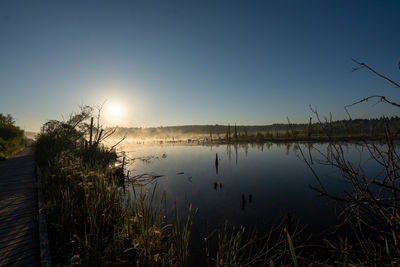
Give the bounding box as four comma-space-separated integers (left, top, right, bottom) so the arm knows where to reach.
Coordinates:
0, 113, 25, 159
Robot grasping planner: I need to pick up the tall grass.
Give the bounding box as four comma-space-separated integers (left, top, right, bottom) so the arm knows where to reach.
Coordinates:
215, 224, 244, 267
37, 148, 129, 265
127, 185, 166, 265
35, 107, 198, 266
171, 203, 194, 266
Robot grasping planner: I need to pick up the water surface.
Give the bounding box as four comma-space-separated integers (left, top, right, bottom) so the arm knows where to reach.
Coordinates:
123, 142, 376, 238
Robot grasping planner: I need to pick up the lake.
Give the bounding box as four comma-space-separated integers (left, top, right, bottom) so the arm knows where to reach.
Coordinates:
122, 142, 382, 239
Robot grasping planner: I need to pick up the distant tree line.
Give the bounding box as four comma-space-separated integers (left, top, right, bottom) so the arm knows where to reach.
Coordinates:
111, 117, 400, 141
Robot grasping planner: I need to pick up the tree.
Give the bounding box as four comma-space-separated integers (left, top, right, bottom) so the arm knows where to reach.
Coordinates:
0, 113, 24, 158
301, 59, 400, 264
0, 114, 15, 126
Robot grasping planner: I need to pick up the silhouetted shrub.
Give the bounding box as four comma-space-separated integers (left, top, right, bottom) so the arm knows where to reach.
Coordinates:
0, 113, 25, 159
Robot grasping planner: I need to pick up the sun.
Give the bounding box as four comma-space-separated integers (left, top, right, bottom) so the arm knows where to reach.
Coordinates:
109, 104, 121, 117
107, 103, 124, 123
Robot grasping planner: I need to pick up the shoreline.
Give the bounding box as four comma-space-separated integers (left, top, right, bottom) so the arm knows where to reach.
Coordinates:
120, 136, 395, 147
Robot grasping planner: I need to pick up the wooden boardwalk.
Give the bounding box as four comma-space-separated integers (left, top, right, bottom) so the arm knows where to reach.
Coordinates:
0, 148, 41, 266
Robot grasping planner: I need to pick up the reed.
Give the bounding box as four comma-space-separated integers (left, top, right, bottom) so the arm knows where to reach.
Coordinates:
171, 203, 194, 266
215, 224, 245, 267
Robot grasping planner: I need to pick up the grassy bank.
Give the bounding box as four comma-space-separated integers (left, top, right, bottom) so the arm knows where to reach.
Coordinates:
35, 107, 178, 265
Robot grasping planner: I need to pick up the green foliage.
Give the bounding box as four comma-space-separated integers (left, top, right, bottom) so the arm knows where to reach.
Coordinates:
171, 203, 194, 266
215, 224, 245, 267
0, 113, 25, 159
128, 185, 168, 265
35, 106, 93, 166
0, 113, 15, 125
35, 107, 131, 265
255, 132, 265, 142
285, 228, 298, 267
39, 158, 125, 265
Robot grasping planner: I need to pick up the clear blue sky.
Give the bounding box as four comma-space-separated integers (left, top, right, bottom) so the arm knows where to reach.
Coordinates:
1, 0, 399, 131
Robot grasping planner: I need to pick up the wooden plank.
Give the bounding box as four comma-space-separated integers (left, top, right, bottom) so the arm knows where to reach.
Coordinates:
0, 178, 36, 184
0, 200, 37, 212
0, 216, 38, 233
0, 206, 36, 219
0, 195, 36, 204
0, 187, 36, 195
0, 231, 37, 249
0, 225, 37, 238
0, 206, 37, 218
0, 234, 39, 249
0, 216, 37, 231
0, 248, 40, 266
0, 240, 38, 260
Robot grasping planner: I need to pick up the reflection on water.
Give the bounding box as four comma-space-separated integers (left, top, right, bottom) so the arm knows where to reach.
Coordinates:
214, 153, 218, 175
124, 142, 377, 236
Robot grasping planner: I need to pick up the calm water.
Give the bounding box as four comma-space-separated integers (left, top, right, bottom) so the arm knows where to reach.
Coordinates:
123, 142, 380, 238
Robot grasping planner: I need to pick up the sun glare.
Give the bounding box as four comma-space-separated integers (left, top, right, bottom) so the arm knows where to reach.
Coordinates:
107, 104, 124, 123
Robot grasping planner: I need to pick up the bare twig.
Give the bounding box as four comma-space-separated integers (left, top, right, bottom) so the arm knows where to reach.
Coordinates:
345, 95, 400, 110
352, 58, 400, 88
109, 133, 127, 151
